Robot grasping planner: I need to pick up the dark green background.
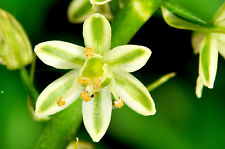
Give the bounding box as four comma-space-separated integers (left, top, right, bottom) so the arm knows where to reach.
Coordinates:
0, 0, 225, 148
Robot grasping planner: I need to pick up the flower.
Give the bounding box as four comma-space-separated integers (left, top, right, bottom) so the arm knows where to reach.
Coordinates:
161, 2, 225, 98
35, 13, 155, 142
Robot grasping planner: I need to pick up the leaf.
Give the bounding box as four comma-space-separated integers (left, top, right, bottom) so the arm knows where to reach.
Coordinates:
104, 45, 151, 72
35, 70, 82, 116
35, 40, 86, 69
82, 87, 112, 142
83, 13, 111, 55
67, 0, 92, 23
113, 71, 156, 116
199, 34, 218, 88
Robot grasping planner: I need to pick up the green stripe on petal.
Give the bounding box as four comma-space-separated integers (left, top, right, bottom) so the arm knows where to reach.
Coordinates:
35, 41, 86, 69
82, 88, 112, 142
83, 13, 111, 55
113, 71, 156, 116
104, 45, 151, 72
35, 70, 82, 116
68, 0, 92, 23
90, 0, 111, 5
199, 34, 218, 88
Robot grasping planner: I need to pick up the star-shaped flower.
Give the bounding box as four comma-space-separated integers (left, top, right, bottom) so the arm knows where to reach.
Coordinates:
35, 13, 155, 142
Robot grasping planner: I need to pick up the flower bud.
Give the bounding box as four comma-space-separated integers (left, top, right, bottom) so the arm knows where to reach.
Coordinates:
0, 9, 33, 70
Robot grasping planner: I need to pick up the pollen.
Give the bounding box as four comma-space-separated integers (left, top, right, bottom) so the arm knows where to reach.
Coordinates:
84, 47, 95, 58
114, 98, 124, 108
80, 91, 91, 102
77, 77, 90, 85
57, 97, 66, 107
93, 77, 102, 88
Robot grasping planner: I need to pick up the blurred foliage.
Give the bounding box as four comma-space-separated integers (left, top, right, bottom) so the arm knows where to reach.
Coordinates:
1, 0, 225, 149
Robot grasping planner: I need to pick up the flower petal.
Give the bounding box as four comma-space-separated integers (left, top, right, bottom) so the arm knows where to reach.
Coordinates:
82, 87, 112, 142
215, 33, 225, 58
196, 76, 204, 98
83, 13, 111, 55
35, 70, 82, 116
67, 0, 92, 23
199, 34, 218, 88
90, 0, 111, 5
161, 6, 208, 31
104, 45, 151, 72
35, 41, 86, 69
113, 71, 156, 116
192, 32, 205, 54
212, 2, 225, 28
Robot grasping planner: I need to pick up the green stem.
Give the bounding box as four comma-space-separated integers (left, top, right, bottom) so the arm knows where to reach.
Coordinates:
147, 72, 176, 91
111, 0, 162, 48
20, 67, 39, 101
35, 99, 83, 149
30, 55, 36, 83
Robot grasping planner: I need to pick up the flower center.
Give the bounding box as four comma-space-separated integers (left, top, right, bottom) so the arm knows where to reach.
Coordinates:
57, 97, 66, 107
114, 98, 124, 108
84, 47, 95, 58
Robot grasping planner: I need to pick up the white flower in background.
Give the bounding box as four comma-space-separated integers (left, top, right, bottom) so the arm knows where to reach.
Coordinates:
34, 13, 155, 142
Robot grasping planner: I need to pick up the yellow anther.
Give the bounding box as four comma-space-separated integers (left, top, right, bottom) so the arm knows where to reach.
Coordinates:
77, 77, 90, 85
80, 91, 91, 102
114, 98, 124, 108
93, 77, 102, 88
84, 47, 95, 58
57, 97, 66, 107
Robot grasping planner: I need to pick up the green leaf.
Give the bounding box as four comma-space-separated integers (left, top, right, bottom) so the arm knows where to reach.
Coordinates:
90, 0, 111, 5
161, 6, 209, 32
36, 70, 82, 116
83, 13, 111, 55
104, 45, 151, 72
199, 34, 218, 88
67, 0, 92, 23
113, 71, 156, 116
82, 87, 112, 142
212, 2, 225, 28
0, 9, 33, 70
35, 41, 86, 69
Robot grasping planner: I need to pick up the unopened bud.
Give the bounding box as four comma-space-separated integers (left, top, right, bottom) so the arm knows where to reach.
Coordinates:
0, 9, 33, 70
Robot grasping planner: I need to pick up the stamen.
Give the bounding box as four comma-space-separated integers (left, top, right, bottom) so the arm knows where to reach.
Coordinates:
114, 98, 124, 108
80, 91, 91, 102
93, 77, 102, 88
57, 97, 66, 107
77, 77, 90, 85
84, 47, 95, 58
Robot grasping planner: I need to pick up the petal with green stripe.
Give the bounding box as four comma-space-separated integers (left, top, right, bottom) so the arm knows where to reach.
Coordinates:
212, 2, 225, 28
83, 13, 111, 55
35, 70, 82, 116
35, 41, 86, 69
215, 33, 225, 58
113, 71, 156, 116
90, 0, 111, 5
67, 0, 92, 23
104, 45, 151, 72
199, 34, 218, 88
82, 87, 112, 142
161, 6, 208, 32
